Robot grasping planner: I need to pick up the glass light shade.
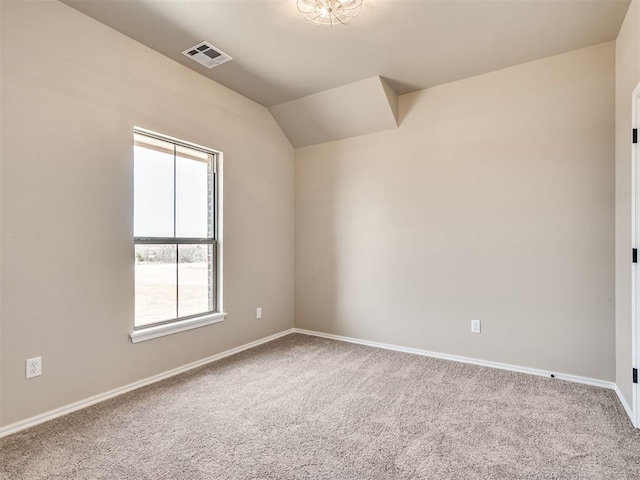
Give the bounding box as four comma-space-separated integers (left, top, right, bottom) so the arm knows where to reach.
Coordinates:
297, 0, 363, 26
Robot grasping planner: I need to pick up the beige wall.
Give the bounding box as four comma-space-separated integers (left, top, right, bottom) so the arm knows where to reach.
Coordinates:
296, 43, 616, 380
0, 0, 3, 430
615, 0, 640, 409
0, 0, 294, 426
0, 0, 622, 429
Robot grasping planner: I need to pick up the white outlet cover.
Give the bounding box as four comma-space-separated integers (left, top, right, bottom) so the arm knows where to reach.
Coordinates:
26, 356, 42, 379
471, 320, 481, 334
256, 307, 262, 319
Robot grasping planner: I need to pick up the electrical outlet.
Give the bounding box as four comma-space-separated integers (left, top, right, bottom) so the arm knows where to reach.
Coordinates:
26, 357, 42, 379
471, 319, 481, 334
256, 307, 262, 319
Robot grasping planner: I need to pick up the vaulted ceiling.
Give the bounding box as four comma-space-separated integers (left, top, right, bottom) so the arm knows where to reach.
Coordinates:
62, 0, 630, 146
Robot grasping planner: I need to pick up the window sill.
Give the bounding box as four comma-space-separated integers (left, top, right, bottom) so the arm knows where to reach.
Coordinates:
130, 312, 227, 344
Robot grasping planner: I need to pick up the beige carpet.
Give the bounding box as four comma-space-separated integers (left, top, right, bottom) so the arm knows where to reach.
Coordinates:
1, 333, 640, 479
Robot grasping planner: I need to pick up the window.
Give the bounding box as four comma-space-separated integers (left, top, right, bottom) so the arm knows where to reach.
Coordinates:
132, 129, 223, 341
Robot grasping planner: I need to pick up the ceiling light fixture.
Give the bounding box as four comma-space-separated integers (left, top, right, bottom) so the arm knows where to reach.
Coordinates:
297, 0, 363, 26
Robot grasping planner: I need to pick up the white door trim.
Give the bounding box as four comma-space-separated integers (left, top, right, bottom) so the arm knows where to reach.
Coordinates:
631, 81, 640, 428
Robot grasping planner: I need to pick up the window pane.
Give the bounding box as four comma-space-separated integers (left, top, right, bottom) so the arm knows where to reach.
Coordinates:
134, 140, 175, 237
135, 244, 177, 327
176, 145, 211, 238
178, 244, 214, 318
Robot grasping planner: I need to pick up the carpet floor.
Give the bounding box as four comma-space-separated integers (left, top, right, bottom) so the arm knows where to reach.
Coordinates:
1, 333, 640, 479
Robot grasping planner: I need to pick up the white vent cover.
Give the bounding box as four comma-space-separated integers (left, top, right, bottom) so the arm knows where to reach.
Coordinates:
181, 41, 232, 69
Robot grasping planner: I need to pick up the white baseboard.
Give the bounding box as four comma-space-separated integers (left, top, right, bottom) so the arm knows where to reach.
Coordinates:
0, 328, 295, 439
3, 327, 634, 438
614, 384, 637, 427
294, 328, 616, 390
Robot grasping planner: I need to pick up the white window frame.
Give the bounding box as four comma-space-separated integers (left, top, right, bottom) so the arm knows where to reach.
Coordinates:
130, 127, 225, 343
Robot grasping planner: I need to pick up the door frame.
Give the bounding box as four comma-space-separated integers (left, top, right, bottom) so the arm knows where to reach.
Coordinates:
632, 81, 640, 428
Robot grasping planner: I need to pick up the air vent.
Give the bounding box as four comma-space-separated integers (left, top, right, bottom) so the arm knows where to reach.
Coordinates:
181, 41, 232, 69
